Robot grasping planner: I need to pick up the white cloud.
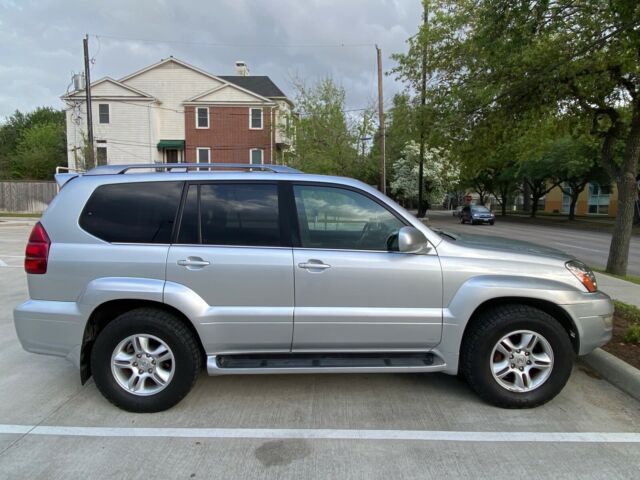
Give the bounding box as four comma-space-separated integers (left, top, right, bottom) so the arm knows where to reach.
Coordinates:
0, 0, 422, 119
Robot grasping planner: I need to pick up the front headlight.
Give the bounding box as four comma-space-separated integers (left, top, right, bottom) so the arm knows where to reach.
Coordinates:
566, 260, 597, 292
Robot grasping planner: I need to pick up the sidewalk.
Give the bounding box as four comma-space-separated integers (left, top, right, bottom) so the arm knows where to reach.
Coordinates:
596, 273, 640, 308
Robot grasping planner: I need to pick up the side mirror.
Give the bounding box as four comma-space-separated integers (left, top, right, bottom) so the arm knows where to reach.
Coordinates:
398, 226, 429, 253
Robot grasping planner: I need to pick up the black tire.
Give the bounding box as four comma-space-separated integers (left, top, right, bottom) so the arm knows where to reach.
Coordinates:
460, 217, 466, 224
489, 220, 495, 225
460, 304, 574, 408
91, 308, 202, 412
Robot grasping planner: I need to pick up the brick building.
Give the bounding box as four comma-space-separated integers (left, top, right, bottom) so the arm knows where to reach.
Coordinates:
62, 57, 292, 169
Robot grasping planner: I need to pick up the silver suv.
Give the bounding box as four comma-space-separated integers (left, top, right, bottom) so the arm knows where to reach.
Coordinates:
14, 163, 613, 412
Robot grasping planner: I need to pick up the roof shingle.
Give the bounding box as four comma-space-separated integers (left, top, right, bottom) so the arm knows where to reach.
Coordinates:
219, 76, 287, 99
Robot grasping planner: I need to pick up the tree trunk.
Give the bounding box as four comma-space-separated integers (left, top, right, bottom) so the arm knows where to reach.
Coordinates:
606, 108, 640, 275
523, 180, 531, 213
569, 192, 579, 220
417, 141, 426, 218
607, 173, 637, 274
500, 184, 509, 216
530, 193, 540, 218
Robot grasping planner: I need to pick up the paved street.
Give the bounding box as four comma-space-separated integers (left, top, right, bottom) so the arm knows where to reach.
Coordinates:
428, 211, 640, 277
1, 221, 639, 478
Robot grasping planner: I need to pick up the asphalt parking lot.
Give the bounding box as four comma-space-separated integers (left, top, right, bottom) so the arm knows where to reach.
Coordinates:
1, 220, 639, 479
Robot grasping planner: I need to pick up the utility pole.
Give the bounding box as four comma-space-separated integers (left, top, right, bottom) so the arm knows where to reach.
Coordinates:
376, 45, 386, 194
83, 34, 95, 168
417, 1, 428, 218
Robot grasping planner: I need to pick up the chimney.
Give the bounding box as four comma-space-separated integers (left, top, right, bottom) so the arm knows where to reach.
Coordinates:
235, 61, 249, 76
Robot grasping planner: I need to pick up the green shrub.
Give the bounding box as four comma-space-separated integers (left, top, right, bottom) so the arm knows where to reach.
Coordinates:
614, 301, 640, 323
623, 325, 640, 344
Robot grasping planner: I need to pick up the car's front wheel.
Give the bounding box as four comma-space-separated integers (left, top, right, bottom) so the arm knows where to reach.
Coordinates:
460, 304, 574, 408
91, 308, 202, 412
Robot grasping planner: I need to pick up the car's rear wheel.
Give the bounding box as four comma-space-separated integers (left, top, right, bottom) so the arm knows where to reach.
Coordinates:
91, 308, 202, 412
460, 304, 573, 408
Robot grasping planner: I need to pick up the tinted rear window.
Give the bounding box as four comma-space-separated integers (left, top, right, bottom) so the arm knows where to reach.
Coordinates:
80, 181, 183, 243
177, 183, 281, 247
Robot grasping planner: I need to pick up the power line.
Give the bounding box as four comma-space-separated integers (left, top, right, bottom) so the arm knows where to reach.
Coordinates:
109, 99, 371, 117
91, 33, 375, 49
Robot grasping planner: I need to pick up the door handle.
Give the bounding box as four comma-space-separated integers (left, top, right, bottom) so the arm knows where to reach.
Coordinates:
298, 260, 331, 271
177, 257, 210, 268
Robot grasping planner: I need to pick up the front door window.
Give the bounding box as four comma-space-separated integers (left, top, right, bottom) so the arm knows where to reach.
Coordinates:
293, 185, 404, 251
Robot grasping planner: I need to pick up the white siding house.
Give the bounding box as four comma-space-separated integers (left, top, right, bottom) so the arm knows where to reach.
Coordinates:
62, 57, 292, 170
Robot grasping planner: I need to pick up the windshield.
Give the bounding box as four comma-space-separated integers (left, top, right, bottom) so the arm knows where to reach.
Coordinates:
472, 206, 490, 213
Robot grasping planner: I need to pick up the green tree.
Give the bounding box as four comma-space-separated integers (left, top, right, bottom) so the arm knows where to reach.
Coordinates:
543, 135, 606, 220
286, 77, 376, 183
0, 107, 66, 179
13, 122, 66, 180
381, 94, 418, 166
394, 0, 640, 274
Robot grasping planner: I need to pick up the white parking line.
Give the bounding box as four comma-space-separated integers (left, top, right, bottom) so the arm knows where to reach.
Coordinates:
0, 425, 639, 443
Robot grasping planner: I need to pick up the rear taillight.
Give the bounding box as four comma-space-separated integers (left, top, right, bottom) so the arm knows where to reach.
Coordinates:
25, 222, 50, 274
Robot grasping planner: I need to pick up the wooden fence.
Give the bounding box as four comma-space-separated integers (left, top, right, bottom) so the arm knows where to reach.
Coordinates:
0, 181, 57, 214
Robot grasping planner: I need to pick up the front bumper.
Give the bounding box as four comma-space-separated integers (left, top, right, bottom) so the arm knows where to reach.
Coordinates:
13, 299, 87, 367
561, 291, 614, 355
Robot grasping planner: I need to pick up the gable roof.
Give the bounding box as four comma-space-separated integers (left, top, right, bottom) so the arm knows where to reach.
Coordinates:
185, 84, 274, 104
118, 57, 289, 101
62, 77, 155, 100
118, 56, 226, 84
219, 76, 286, 98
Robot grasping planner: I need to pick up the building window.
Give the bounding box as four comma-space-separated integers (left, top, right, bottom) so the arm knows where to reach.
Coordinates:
196, 107, 209, 129
561, 182, 571, 214
250, 148, 263, 165
96, 144, 107, 166
250, 108, 263, 129
196, 147, 210, 163
588, 182, 610, 215
98, 104, 109, 124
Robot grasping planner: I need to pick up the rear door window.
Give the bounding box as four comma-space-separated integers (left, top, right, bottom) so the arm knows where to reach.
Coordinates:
80, 181, 183, 243
177, 183, 281, 247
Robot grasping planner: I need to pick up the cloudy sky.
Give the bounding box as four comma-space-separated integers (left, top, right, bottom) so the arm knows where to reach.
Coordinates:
0, 0, 423, 119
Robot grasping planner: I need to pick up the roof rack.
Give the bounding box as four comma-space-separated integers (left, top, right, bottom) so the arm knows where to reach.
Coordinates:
85, 163, 301, 175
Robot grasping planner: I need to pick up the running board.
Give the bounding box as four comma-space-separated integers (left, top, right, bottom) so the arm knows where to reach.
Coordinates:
206, 352, 446, 375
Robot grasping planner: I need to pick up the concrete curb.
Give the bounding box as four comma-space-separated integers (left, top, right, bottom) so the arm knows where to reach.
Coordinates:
582, 348, 640, 402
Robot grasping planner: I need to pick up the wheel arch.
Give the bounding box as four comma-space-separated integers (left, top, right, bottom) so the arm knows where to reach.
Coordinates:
80, 299, 205, 384
461, 297, 579, 355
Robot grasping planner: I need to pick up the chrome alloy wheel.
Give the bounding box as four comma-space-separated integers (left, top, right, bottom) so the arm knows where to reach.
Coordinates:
490, 330, 554, 393
110, 334, 175, 396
